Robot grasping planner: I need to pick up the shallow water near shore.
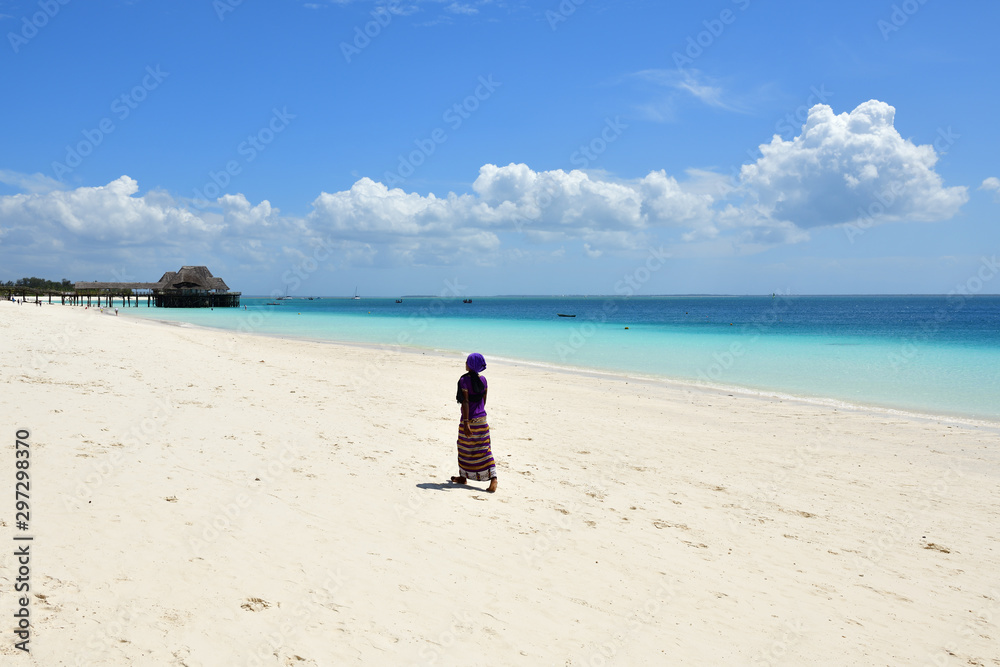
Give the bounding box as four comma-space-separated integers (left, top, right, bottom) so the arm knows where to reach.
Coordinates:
116, 294, 1000, 422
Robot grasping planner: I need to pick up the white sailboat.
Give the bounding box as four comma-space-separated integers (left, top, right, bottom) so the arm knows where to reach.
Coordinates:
352, 287, 360, 300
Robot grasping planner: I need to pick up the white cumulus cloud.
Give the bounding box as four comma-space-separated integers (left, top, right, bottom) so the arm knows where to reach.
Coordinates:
306, 178, 499, 265
738, 100, 968, 230
297, 164, 716, 260
980, 177, 1000, 201
0, 169, 64, 195
445, 2, 477, 15
0, 175, 215, 244
470, 163, 714, 236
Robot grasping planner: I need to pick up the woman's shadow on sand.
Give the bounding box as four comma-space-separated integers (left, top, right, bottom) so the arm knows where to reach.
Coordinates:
417, 481, 478, 492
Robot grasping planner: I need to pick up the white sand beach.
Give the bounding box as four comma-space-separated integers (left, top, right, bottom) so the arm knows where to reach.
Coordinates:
1, 299, 999, 666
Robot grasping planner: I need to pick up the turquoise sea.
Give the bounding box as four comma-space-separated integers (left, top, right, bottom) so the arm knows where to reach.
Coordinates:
116, 294, 1000, 423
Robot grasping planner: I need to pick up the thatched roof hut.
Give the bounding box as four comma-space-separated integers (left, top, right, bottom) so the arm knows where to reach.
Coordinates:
73, 266, 240, 308
155, 266, 230, 293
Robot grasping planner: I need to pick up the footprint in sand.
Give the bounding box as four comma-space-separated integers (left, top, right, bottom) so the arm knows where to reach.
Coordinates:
241, 597, 272, 612
653, 520, 689, 531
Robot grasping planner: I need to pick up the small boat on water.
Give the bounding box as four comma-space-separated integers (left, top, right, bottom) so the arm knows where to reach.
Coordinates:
352, 287, 361, 300
266, 302, 280, 306
463, 299, 472, 304
395, 299, 403, 303
557, 313, 576, 317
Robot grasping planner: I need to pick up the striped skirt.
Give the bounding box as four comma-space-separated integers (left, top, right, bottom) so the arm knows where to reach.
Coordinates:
457, 416, 496, 481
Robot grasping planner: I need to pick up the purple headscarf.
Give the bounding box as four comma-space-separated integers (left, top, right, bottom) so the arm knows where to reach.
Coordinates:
466, 352, 487, 373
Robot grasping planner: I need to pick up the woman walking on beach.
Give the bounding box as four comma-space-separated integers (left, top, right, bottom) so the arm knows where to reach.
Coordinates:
452, 352, 498, 493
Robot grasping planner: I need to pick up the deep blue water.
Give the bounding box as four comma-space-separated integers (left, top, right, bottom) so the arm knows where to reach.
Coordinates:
117, 294, 1000, 422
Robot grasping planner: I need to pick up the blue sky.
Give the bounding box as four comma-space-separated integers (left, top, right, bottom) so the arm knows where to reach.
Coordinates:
1, 0, 998, 296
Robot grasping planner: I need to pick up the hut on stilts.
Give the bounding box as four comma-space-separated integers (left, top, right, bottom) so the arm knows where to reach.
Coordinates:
73, 266, 240, 308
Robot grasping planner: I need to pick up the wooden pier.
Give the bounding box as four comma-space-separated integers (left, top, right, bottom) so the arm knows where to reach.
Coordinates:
3, 266, 240, 309
72, 266, 241, 309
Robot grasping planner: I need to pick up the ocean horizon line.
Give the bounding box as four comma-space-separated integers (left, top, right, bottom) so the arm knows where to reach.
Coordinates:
240, 292, 1000, 299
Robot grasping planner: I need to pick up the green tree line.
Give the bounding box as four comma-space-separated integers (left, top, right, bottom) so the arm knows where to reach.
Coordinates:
2, 277, 75, 291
